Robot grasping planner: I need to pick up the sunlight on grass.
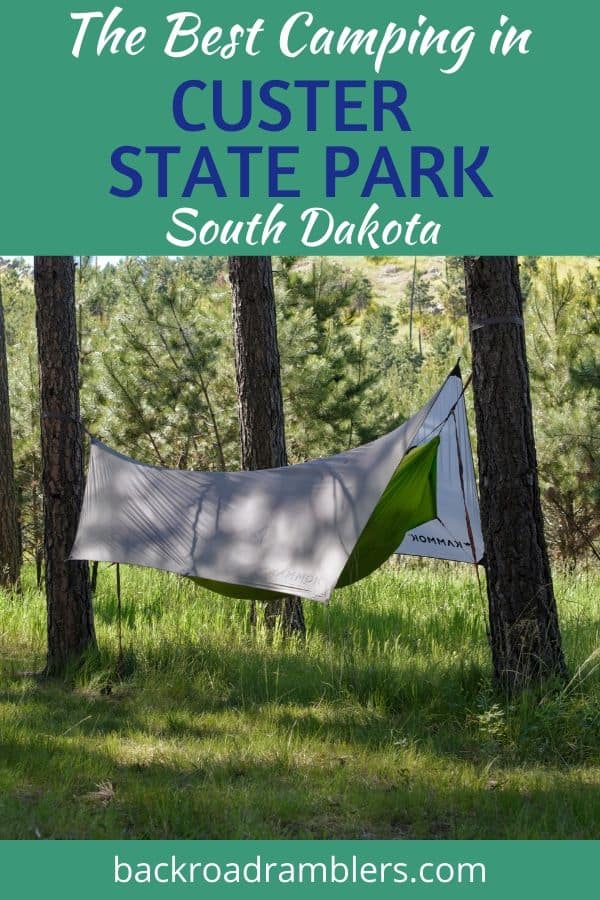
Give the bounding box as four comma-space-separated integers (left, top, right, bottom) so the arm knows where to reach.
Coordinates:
0, 563, 598, 838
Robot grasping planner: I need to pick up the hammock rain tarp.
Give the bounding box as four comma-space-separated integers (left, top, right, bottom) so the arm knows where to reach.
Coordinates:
70, 390, 443, 603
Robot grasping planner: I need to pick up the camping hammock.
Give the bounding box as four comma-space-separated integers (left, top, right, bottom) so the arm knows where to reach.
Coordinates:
70, 369, 483, 602
70, 387, 446, 603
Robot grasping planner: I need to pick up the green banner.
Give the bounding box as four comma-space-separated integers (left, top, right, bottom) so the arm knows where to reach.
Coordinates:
0, 1, 598, 254
1, 840, 597, 896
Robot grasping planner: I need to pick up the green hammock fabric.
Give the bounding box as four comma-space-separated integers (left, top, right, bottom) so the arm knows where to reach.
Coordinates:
193, 436, 439, 602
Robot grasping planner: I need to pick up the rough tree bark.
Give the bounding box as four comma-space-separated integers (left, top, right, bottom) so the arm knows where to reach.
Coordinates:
228, 256, 305, 636
0, 282, 22, 587
464, 256, 567, 690
34, 257, 96, 674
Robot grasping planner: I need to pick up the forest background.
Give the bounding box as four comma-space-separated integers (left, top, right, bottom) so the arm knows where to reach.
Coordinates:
2, 254, 598, 571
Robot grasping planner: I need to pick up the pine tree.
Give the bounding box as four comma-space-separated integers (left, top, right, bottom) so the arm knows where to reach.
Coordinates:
276, 258, 398, 453
0, 280, 22, 586
464, 255, 567, 690
88, 257, 236, 470
0, 262, 43, 583
229, 256, 305, 636
526, 259, 599, 559
34, 256, 96, 674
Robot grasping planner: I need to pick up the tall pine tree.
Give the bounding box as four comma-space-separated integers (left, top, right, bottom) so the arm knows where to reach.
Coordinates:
229, 256, 304, 635
464, 256, 567, 690
34, 257, 96, 674
0, 280, 22, 586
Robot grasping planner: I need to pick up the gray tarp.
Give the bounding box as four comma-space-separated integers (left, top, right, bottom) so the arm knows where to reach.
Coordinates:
70, 389, 440, 602
396, 370, 484, 564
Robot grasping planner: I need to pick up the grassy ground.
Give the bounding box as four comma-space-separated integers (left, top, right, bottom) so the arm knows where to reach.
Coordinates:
0, 564, 598, 839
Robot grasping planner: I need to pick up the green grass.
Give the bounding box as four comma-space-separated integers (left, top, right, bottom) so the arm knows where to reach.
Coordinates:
0, 564, 598, 839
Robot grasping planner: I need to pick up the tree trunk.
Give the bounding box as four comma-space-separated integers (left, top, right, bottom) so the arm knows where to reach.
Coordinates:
228, 256, 305, 637
0, 282, 22, 587
34, 257, 96, 675
464, 256, 567, 690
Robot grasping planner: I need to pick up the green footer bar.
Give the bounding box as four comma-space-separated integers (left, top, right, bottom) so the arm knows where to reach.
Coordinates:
2, 841, 596, 897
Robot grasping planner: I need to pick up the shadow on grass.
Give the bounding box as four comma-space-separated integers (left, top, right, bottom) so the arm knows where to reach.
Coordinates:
97, 759, 600, 840
1, 714, 599, 839
1, 567, 598, 840
1, 624, 598, 778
